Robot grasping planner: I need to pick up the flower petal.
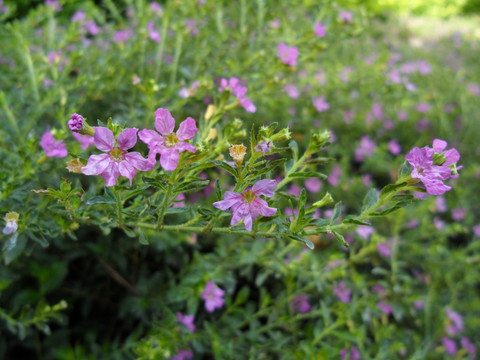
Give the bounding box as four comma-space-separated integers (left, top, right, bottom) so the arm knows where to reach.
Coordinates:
252, 179, 277, 197
118, 159, 137, 186
93, 127, 115, 152
176, 141, 196, 153
81, 153, 111, 175
154, 108, 175, 135
117, 128, 138, 150
212, 191, 242, 210
432, 139, 447, 152
125, 152, 155, 171
138, 129, 163, 147
101, 161, 120, 187
230, 203, 249, 227
243, 214, 253, 231
176, 117, 198, 140
159, 148, 180, 171
443, 148, 460, 166
251, 198, 277, 219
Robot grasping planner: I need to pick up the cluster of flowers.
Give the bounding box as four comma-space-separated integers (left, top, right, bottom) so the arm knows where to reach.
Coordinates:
218, 77, 256, 113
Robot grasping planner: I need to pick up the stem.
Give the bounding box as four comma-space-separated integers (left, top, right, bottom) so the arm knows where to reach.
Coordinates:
170, 30, 184, 86
114, 188, 123, 225
0, 91, 19, 133
276, 151, 311, 191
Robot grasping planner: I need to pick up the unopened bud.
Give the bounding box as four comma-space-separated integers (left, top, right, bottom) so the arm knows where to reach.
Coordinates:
3, 212, 19, 235
205, 128, 217, 142
229, 144, 247, 166
66, 158, 85, 174
432, 152, 446, 166
68, 113, 94, 136
272, 127, 291, 142
310, 130, 331, 150
205, 104, 216, 121
312, 192, 334, 208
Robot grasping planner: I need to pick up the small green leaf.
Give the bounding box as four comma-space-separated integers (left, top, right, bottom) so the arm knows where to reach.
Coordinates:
330, 201, 342, 224
288, 235, 315, 250
362, 188, 378, 212
215, 179, 222, 200
379, 182, 407, 199
138, 230, 149, 245
174, 179, 210, 194
165, 207, 190, 214
398, 160, 411, 178
123, 185, 150, 202
342, 216, 370, 226
289, 171, 328, 179
85, 196, 116, 205
3, 234, 27, 265
332, 231, 349, 247
289, 140, 299, 160
210, 160, 237, 178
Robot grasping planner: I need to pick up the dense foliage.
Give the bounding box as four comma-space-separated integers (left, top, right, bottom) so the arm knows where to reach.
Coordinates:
0, 0, 479, 359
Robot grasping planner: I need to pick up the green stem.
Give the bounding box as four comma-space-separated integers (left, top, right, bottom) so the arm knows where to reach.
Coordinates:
276, 151, 311, 191
170, 30, 184, 86
0, 91, 18, 133
114, 188, 123, 225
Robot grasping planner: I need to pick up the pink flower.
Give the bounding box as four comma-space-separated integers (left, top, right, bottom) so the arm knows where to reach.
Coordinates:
333, 282, 352, 303
45, 0, 61, 11
202, 281, 225, 312
356, 225, 374, 240
218, 77, 256, 113
212, 179, 277, 231
277, 42, 299, 66
388, 139, 402, 155
314, 22, 326, 37
442, 337, 457, 356
291, 295, 311, 313
312, 97, 330, 112
355, 136, 376, 162
41, 130, 67, 158
82, 127, 153, 187
473, 224, 480, 238
71, 10, 86, 22
84, 20, 99, 36
451, 207, 466, 221
305, 178, 321, 193
283, 84, 300, 99
445, 307, 464, 335
338, 10, 353, 23
177, 312, 195, 333
254, 141, 273, 154
139, 108, 198, 172
377, 302, 393, 315
113, 29, 133, 43
147, 21, 160, 42
72, 132, 94, 149
461, 337, 476, 357
169, 349, 193, 360
405, 139, 461, 195
328, 165, 342, 186
68, 113, 84, 131
377, 240, 393, 258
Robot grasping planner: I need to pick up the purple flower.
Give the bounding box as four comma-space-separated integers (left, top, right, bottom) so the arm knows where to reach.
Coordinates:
312, 97, 330, 112
467, 83, 480, 97
461, 337, 476, 357
82, 127, 153, 187
414, 300, 424, 309
377, 302, 393, 315
314, 22, 326, 37
277, 42, 299, 66
416, 102, 431, 113
71, 10, 86, 22
84, 20, 99, 36
377, 240, 394, 258
45, 0, 61, 11
254, 141, 273, 154
150, 2, 163, 15
405, 139, 461, 195
68, 113, 84, 131
305, 178, 321, 193
3, 212, 19, 235
72, 132, 94, 149
473, 224, 480, 238
147, 21, 160, 42
388, 139, 402, 156
445, 307, 464, 335
333, 282, 352, 303
213, 179, 277, 231
435, 197, 448, 212
139, 108, 198, 172
328, 165, 342, 186
442, 337, 457, 356
202, 281, 225, 312
451, 207, 466, 221
338, 10, 353, 23
177, 312, 195, 333
355, 136, 376, 162
170, 349, 193, 360
113, 29, 133, 43
283, 84, 300, 99
218, 77, 256, 113
41, 130, 68, 158
185, 19, 199, 36
291, 295, 311, 313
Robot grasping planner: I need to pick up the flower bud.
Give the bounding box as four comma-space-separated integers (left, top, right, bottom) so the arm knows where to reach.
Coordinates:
205, 128, 217, 142
3, 212, 19, 235
66, 158, 85, 174
432, 152, 446, 166
205, 104, 216, 121
229, 144, 247, 166
311, 130, 331, 148
312, 192, 334, 208
271, 127, 292, 142
68, 113, 94, 136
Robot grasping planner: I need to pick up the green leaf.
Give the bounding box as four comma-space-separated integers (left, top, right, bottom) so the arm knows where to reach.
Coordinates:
138, 229, 149, 245
85, 196, 116, 205
289, 171, 328, 179
215, 179, 222, 200
398, 160, 411, 178
142, 175, 167, 191
379, 182, 407, 199
362, 188, 378, 212
210, 160, 238, 178
342, 216, 370, 226
174, 179, 210, 194
309, 218, 330, 227
123, 185, 150, 202
2, 234, 27, 265
250, 124, 256, 157
289, 140, 298, 160
330, 201, 342, 224
303, 157, 335, 166
371, 206, 401, 216
288, 235, 315, 250
332, 231, 349, 247
165, 207, 190, 214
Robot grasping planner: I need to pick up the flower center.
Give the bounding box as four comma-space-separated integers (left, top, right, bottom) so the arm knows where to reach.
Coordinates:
242, 190, 256, 204
109, 147, 126, 162
164, 133, 179, 148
